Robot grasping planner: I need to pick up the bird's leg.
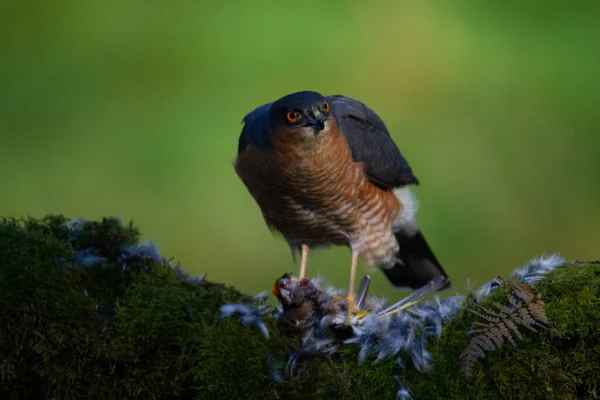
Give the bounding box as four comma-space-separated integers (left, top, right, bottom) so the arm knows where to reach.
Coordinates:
345, 250, 360, 325
298, 245, 310, 280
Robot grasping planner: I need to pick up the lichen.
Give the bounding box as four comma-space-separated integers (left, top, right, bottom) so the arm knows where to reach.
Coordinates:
1, 215, 598, 399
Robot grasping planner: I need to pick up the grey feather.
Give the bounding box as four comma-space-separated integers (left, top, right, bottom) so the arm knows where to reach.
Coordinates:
237, 102, 273, 154
327, 95, 419, 189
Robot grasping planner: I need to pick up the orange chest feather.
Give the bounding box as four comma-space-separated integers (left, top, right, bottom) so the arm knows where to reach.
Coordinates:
237, 130, 364, 201
235, 127, 401, 236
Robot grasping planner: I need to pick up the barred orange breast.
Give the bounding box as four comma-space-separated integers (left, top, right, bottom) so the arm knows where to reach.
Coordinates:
234, 116, 403, 267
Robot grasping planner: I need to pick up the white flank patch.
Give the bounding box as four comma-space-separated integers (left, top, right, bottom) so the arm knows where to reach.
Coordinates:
391, 187, 420, 236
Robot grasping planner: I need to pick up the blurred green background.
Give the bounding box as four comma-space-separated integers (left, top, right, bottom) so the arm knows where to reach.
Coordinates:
1, 1, 599, 301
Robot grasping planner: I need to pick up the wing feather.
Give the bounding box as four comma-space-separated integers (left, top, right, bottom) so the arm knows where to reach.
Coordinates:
237, 102, 273, 154
326, 95, 418, 189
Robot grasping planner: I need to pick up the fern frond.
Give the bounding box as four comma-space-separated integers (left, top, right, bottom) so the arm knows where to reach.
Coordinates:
507, 279, 548, 324
459, 345, 480, 380
501, 318, 523, 343
460, 278, 549, 381
460, 334, 496, 379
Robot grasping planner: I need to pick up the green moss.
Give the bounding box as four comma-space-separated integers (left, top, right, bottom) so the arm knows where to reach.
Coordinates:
320, 264, 600, 400
1, 215, 598, 399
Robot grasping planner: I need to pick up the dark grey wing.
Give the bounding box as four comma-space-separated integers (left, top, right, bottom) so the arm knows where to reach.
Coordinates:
326, 95, 418, 189
237, 102, 273, 154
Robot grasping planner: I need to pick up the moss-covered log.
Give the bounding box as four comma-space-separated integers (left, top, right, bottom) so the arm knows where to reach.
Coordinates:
1, 215, 598, 399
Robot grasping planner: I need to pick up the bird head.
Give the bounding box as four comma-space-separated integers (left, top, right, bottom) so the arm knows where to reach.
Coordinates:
272, 273, 323, 308
272, 273, 295, 304
269, 91, 333, 140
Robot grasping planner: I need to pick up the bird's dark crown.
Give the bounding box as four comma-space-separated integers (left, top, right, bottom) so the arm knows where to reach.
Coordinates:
271, 91, 325, 113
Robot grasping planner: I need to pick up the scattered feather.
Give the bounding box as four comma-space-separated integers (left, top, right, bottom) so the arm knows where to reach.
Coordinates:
435, 295, 466, 323
120, 240, 163, 263
285, 328, 338, 377
73, 248, 106, 267
266, 355, 287, 384
396, 357, 405, 369
393, 376, 412, 400
175, 265, 205, 285
220, 303, 270, 339
474, 253, 565, 303
409, 334, 434, 372
511, 253, 566, 284
474, 278, 502, 304
254, 291, 269, 302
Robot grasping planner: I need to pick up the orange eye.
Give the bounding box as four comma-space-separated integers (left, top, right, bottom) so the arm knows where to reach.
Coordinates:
322, 101, 330, 112
286, 111, 300, 123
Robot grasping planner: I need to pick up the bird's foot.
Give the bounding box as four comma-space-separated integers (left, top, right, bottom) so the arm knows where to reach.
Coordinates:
331, 294, 343, 302
344, 295, 360, 326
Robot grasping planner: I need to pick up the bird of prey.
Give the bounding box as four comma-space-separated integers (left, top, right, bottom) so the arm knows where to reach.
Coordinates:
234, 90, 450, 324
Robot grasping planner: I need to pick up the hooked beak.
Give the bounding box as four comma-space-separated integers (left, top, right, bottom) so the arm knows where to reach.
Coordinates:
305, 109, 325, 132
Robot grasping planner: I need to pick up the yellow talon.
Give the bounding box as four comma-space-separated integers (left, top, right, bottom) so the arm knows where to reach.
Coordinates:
353, 300, 420, 326
354, 311, 370, 320
380, 300, 418, 318
344, 295, 359, 325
